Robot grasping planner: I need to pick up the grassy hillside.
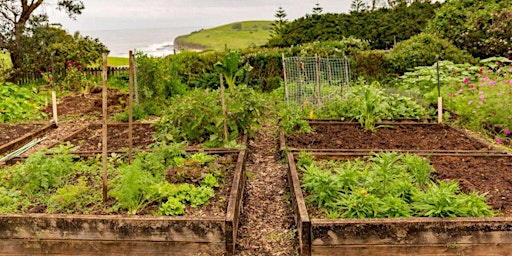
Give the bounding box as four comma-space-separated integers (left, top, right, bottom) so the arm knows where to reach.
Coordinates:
175, 20, 273, 52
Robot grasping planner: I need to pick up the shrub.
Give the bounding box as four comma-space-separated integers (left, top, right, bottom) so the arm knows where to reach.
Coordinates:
425, 0, 512, 58
383, 33, 475, 75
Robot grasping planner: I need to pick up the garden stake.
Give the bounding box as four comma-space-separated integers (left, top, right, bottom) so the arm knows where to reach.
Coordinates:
281, 53, 289, 105
102, 53, 108, 203
132, 55, 139, 105
437, 55, 442, 124
128, 50, 134, 163
51, 54, 58, 127
220, 73, 228, 141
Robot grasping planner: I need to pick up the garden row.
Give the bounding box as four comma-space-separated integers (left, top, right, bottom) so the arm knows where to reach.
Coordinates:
281, 120, 512, 255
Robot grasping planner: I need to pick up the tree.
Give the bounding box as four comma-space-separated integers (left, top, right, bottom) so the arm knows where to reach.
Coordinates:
312, 2, 323, 15
0, 0, 85, 81
271, 5, 287, 36
351, 0, 369, 12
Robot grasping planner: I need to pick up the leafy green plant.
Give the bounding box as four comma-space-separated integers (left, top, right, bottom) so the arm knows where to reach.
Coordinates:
0, 82, 47, 123
46, 176, 98, 214
214, 50, 251, 90
160, 197, 185, 216
156, 86, 267, 146
297, 152, 494, 219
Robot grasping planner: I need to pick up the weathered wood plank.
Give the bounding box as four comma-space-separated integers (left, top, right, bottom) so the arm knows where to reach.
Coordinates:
287, 152, 311, 255
0, 240, 225, 256
311, 244, 512, 256
225, 136, 248, 255
0, 215, 225, 243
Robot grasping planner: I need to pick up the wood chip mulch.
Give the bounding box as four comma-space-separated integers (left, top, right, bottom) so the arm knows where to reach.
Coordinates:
235, 120, 299, 255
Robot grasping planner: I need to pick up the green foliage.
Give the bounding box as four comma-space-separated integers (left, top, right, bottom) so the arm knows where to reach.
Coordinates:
200, 173, 219, 188
0, 82, 47, 123
156, 86, 267, 146
46, 176, 98, 214
425, 0, 512, 58
383, 33, 475, 75
0, 187, 23, 214
6, 144, 78, 195
298, 152, 494, 218
272, 2, 439, 49
160, 197, 185, 216
412, 180, 494, 217
214, 50, 252, 89
318, 81, 428, 131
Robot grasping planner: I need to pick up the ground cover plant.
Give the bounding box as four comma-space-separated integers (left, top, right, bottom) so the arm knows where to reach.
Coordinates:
0, 82, 47, 123
0, 143, 235, 216
296, 152, 494, 219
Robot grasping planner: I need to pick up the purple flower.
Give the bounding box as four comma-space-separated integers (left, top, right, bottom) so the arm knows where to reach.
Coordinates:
489, 80, 497, 86
505, 129, 511, 135
463, 77, 469, 83
479, 94, 485, 99
468, 100, 473, 105
496, 138, 503, 145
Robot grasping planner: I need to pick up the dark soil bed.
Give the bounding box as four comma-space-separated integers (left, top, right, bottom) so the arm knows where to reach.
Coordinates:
59, 123, 156, 151
286, 123, 492, 151
43, 90, 127, 117
0, 123, 44, 145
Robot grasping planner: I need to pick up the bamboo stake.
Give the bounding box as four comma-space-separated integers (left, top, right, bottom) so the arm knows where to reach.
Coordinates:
315, 54, 321, 105
128, 50, 134, 163
101, 53, 108, 203
51, 54, 58, 127
220, 74, 228, 142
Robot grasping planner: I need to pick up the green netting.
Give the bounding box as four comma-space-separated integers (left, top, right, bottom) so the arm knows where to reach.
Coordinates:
283, 56, 350, 106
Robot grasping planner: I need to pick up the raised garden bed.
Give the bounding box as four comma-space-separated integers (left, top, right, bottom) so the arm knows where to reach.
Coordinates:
282, 121, 506, 156
281, 120, 512, 255
0, 123, 54, 156
0, 145, 247, 255
286, 152, 512, 256
47, 122, 156, 153
42, 90, 127, 117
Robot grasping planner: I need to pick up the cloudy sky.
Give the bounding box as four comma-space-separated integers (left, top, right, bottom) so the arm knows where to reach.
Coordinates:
47, 0, 352, 32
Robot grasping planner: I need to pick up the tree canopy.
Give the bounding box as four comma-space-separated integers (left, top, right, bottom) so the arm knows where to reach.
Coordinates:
0, 0, 106, 81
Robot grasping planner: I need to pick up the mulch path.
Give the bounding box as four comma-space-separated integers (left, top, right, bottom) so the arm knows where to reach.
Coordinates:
235, 120, 299, 255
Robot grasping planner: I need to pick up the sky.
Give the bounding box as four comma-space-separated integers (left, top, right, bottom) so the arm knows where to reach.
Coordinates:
46, 0, 352, 32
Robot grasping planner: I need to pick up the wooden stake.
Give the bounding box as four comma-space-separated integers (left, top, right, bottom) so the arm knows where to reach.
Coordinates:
220, 74, 228, 142
438, 97, 443, 124
282, 53, 289, 105
128, 50, 134, 163
51, 91, 58, 126
132, 55, 139, 105
101, 53, 108, 203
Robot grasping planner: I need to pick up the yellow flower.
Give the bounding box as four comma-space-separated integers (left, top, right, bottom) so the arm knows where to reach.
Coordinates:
309, 110, 314, 119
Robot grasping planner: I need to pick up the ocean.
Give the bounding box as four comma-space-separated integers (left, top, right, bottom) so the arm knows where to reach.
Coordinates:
81, 27, 202, 57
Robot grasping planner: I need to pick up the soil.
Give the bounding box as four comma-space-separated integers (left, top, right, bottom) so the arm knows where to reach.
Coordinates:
42, 89, 128, 117
288, 121, 512, 218
0, 123, 44, 145
62, 123, 156, 152
286, 123, 493, 151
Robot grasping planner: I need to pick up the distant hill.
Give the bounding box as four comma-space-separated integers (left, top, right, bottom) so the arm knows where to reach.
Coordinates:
174, 20, 273, 52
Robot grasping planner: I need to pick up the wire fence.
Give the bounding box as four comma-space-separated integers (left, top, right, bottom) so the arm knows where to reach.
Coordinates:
283, 55, 351, 106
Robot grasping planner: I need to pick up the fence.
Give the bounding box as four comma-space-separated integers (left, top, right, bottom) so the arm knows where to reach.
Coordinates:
283, 55, 351, 106
17, 66, 129, 84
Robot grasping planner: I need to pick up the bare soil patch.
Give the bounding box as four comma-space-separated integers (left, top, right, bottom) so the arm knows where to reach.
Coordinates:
0, 123, 44, 145
43, 90, 127, 117
286, 123, 492, 151
58, 123, 156, 152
